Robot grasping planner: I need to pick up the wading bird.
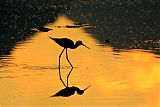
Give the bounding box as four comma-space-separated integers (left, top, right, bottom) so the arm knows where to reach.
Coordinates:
49, 37, 90, 87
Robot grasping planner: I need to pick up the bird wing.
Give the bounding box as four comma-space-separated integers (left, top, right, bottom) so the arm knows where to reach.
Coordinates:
50, 38, 74, 48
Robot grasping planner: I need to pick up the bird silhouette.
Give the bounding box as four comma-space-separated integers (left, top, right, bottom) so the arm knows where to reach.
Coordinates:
49, 37, 90, 87
51, 85, 91, 97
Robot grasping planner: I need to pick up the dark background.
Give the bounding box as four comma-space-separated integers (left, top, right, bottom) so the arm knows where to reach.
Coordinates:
0, 0, 160, 55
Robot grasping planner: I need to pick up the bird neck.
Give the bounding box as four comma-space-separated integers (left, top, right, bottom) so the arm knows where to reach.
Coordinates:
72, 42, 80, 49
71, 87, 84, 95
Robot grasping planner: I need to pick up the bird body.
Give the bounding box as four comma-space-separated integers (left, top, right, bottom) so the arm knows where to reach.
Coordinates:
49, 37, 90, 49
51, 38, 75, 49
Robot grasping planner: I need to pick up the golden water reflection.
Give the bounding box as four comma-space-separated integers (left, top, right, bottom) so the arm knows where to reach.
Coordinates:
0, 16, 159, 107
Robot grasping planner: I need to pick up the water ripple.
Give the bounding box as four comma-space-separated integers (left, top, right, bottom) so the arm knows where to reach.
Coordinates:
21, 64, 74, 71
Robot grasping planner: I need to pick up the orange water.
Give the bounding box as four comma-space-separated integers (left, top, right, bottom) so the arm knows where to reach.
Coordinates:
0, 15, 159, 107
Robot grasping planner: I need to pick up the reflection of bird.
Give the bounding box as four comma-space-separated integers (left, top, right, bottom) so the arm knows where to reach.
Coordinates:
35, 27, 52, 32
51, 85, 91, 97
49, 37, 90, 87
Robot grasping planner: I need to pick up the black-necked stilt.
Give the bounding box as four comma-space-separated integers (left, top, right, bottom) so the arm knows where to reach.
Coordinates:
49, 37, 90, 87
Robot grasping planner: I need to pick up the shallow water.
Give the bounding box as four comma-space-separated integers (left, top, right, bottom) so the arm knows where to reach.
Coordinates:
0, 16, 159, 107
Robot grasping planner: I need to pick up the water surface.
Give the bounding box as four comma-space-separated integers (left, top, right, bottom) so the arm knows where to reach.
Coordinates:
0, 16, 159, 107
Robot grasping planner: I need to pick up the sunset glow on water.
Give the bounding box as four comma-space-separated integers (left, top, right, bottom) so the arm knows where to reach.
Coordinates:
0, 16, 159, 107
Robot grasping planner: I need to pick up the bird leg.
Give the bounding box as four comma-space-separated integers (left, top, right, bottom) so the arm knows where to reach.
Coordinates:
66, 49, 73, 67
67, 67, 73, 87
59, 48, 67, 87
66, 49, 74, 87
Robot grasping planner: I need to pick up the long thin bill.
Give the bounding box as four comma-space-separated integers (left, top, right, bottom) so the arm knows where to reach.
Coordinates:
82, 44, 90, 49
84, 85, 91, 91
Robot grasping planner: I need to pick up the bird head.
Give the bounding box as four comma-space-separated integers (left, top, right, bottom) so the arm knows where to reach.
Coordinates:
76, 41, 90, 49
76, 85, 91, 95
